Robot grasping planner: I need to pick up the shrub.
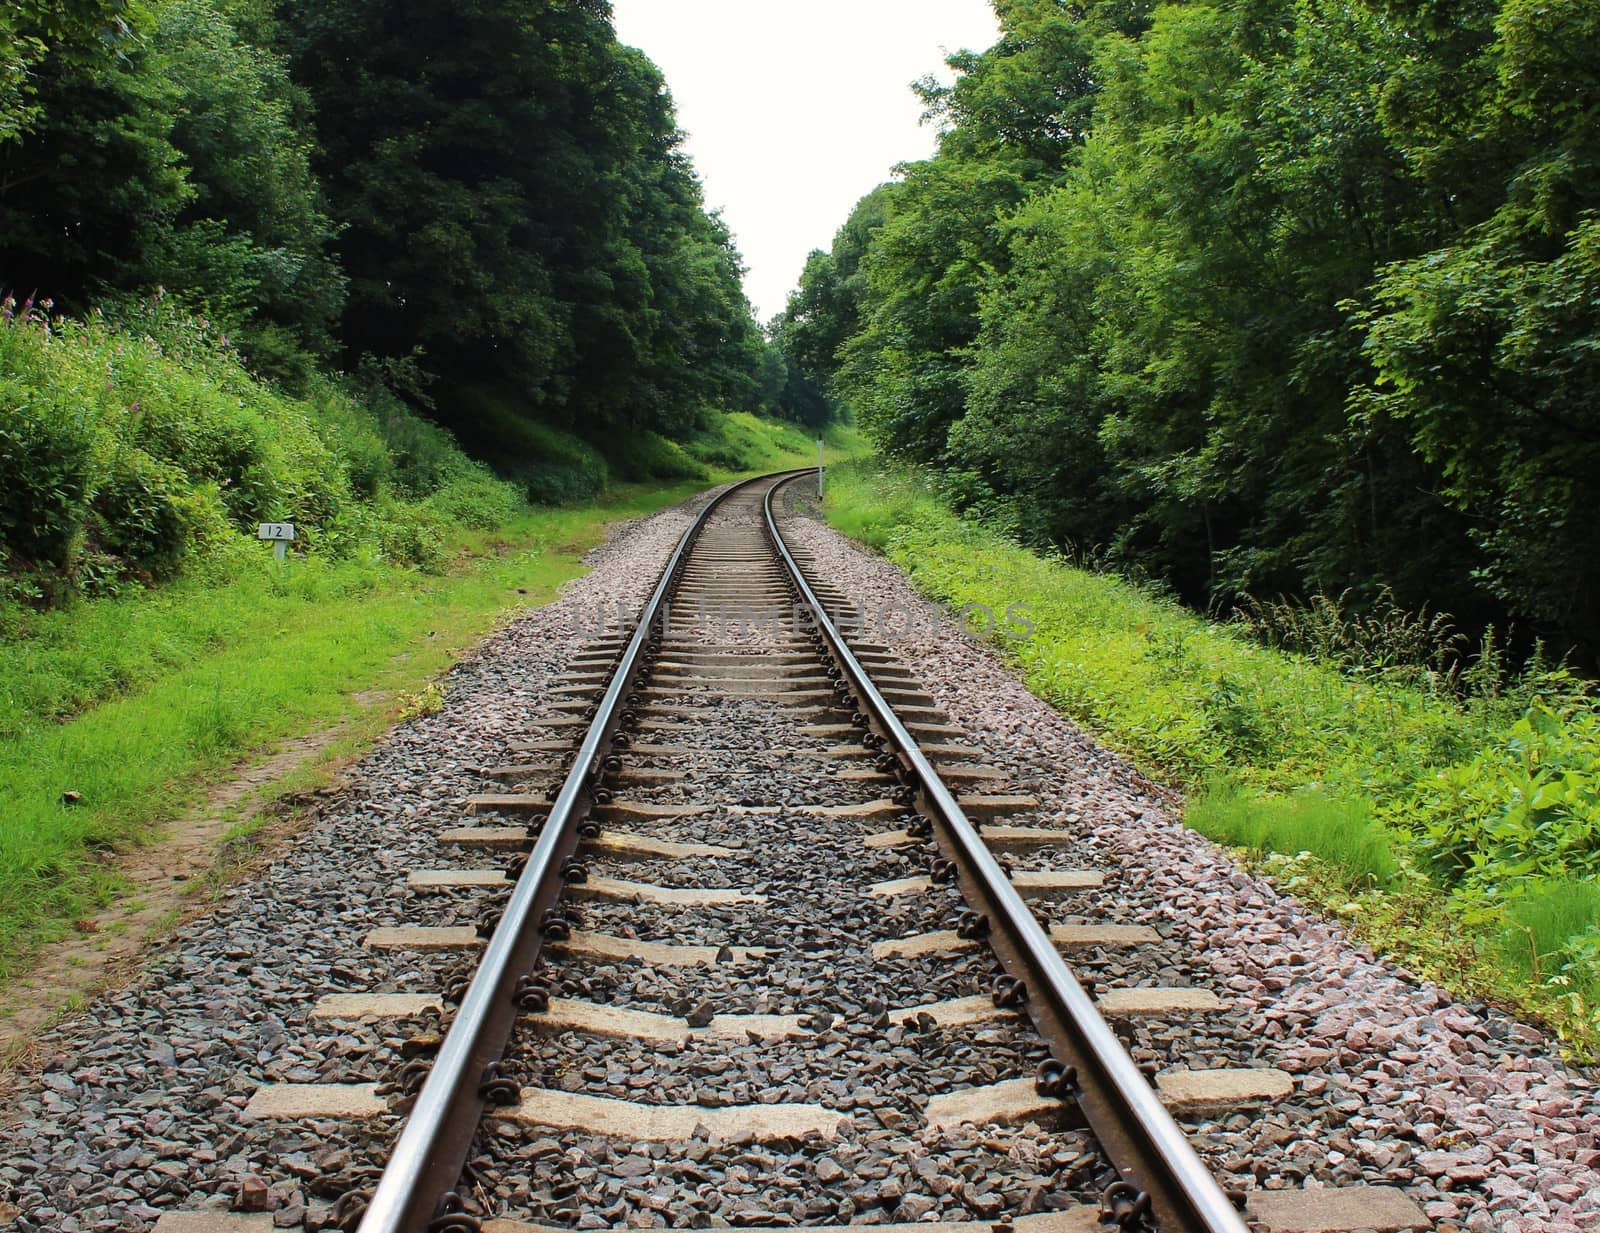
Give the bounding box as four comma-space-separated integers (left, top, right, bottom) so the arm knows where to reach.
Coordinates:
498, 425, 609, 506
90, 448, 188, 577
376, 399, 472, 498
0, 375, 99, 570
376, 503, 451, 573
1411, 698, 1600, 895
128, 390, 282, 525
301, 381, 394, 499
1234, 588, 1468, 694
611, 430, 709, 483
3, 301, 530, 607
426, 470, 521, 530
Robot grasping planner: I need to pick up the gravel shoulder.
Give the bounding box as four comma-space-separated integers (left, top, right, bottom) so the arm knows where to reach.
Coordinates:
0, 478, 1596, 1233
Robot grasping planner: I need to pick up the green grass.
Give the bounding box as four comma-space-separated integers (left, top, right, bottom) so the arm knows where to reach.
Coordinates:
1187, 783, 1398, 889
445, 379, 860, 501
824, 459, 1600, 1056
1501, 880, 1600, 979
685, 412, 857, 473
0, 420, 858, 985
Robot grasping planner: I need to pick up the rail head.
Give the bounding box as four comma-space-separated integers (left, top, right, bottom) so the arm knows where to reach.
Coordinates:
761, 475, 1250, 1233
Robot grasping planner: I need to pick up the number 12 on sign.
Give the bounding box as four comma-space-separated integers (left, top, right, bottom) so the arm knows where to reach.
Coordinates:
258, 522, 296, 561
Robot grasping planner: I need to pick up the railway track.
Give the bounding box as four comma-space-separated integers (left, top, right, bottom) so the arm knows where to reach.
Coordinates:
152, 472, 1431, 1233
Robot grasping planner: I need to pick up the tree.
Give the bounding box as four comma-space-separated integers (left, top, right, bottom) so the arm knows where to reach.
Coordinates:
0, 0, 136, 144
1354, 0, 1600, 649
835, 0, 1137, 464
0, 6, 190, 306
807, 0, 1599, 657
279, 0, 763, 450
0, 0, 343, 383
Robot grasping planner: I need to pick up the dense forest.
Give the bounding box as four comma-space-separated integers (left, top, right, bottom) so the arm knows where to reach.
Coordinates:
787, 0, 1599, 663
1, 0, 832, 602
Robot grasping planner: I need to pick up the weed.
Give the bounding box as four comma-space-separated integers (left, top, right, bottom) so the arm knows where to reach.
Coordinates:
397, 682, 446, 721
1188, 783, 1398, 890
1233, 588, 1468, 694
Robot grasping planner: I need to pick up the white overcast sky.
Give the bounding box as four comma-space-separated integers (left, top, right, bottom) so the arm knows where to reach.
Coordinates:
610, 1, 1000, 322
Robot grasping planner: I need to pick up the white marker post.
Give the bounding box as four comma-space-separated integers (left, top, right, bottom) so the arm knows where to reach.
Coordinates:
817, 438, 825, 500
258, 522, 296, 561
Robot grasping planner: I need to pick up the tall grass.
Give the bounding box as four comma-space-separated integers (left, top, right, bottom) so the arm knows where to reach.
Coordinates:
1501, 880, 1600, 982
1187, 784, 1398, 889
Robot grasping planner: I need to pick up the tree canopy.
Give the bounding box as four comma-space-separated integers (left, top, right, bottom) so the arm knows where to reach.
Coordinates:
794, 0, 1600, 661
2, 0, 818, 483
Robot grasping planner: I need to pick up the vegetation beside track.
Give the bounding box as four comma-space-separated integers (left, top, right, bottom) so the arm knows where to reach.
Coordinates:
826, 460, 1600, 1058
0, 411, 857, 988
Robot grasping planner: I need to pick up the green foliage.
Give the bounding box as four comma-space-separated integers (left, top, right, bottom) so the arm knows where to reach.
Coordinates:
4, 0, 787, 479
681, 412, 831, 475
89, 447, 188, 577
0, 1, 138, 144
1354, 209, 1600, 640
0, 366, 98, 571
459, 404, 611, 507
143, 0, 345, 367
1413, 698, 1600, 896
1232, 589, 1469, 695
1500, 879, 1600, 983
425, 471, 523, 532
278, 0, 774, 450
829, 465, 1476, 794
1497, 878, 1600, 1040
611, 432, 710, 485
797, 0, 1600, 662
1188, 784, 1399, 890
0, 299, 522, 598
0, 0, 342, 378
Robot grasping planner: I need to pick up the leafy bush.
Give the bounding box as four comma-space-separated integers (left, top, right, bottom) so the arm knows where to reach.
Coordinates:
90, 449, 188, 577
303, 381, 394, 498
0, 301, 529, 602
0, 374, 98, 570
1412, 699, 1600, 896
374, 503, 451, 573
375, 397, 475, 498
427, 471, 521, 530
611, 430, 709, 483
506, 426, 610, 505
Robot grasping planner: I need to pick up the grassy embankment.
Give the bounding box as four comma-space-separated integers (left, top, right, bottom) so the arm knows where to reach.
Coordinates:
826, 461, 1600, 1057
0, 299, 859, 982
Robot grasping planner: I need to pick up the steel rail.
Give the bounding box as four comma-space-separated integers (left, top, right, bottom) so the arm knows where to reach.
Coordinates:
762, 476, 1250, 1233
356, 473, 788, 1233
